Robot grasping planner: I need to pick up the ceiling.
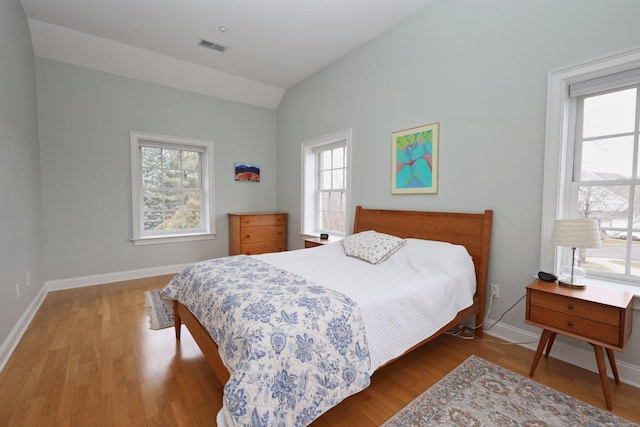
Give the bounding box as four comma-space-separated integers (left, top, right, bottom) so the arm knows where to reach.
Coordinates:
20, 0, 434, 108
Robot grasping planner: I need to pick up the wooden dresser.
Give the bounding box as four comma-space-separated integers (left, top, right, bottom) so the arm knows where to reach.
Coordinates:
228, 212, 287, 255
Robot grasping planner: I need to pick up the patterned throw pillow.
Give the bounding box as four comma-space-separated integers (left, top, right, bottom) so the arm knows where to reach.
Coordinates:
341, 230, 406, 264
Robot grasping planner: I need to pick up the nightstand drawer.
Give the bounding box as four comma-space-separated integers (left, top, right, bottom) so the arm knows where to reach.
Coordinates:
530, 291, 621, 326
529, 306, 621, 346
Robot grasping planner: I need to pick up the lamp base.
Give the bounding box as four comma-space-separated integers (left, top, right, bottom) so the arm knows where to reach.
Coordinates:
558, 280, 586, 289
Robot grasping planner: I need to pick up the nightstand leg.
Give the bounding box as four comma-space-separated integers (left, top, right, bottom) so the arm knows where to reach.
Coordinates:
544, 332, 557, 358
594, 345, 612, 410
605, 348, 620, 384
529, 329, 551, 377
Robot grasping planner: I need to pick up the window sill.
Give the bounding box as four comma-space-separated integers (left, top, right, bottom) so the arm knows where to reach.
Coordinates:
581, 277, 640, 310
132, 233, 216, 246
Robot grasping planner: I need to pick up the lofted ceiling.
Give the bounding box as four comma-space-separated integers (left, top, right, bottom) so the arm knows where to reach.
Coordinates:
20, 0, 434, 108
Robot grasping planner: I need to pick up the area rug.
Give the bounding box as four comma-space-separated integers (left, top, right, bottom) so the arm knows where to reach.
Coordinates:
382, 355, 638, 427
144, 289, 175, 330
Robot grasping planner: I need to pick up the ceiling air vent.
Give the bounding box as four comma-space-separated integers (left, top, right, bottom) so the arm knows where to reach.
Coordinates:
198, 39, 226, 53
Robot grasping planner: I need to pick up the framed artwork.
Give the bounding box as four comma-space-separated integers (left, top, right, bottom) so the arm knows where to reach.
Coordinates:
391, 122, 439, 194
235, 163, 260, 182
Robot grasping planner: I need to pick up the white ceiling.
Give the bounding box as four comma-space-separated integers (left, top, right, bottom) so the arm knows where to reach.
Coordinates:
20, 0, 434, 108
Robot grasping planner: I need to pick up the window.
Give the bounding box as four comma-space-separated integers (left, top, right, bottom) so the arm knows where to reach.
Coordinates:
572, 86, 640, 280
301, 129, 351, 237
130, 131, 215, 245
541, 46, 640, 287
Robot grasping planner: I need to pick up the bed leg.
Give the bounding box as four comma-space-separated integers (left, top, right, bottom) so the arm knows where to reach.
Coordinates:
173, 300, 182, 340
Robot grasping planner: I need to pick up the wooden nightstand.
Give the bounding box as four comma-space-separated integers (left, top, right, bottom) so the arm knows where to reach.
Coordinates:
303, 237, 337, 248
525, 279, 633, 409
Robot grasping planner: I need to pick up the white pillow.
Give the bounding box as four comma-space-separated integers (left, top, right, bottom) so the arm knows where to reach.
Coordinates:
341, 230, 406, 264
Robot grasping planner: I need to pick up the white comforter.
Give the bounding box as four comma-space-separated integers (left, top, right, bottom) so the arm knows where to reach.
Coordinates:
256, 238, 476, 370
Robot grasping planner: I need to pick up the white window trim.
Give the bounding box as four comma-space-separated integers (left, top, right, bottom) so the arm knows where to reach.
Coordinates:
541, 44, 640, 300
130, 131, 216, 245
301, 128, 352, 238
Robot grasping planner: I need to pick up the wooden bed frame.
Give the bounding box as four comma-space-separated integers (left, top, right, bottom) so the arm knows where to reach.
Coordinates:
173, 206, 493, 385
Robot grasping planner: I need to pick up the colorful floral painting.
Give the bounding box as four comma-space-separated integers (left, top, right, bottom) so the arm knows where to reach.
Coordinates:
391, 123, 439, 194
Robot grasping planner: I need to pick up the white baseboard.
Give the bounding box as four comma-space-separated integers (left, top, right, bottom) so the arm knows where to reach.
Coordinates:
485, 317, 640, 388
0, 263, 188, 373
46, 263, 189, 292
0, 285, 48, 373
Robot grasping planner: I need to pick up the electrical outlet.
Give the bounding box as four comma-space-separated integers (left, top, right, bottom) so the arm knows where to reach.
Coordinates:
16, 283, 20, 299
26, 272, 31, 287
490, 284, 499, 299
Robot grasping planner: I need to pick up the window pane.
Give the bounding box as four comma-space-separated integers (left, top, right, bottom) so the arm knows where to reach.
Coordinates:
332, 147, 344, 168
583, 88, 636, 138
583, 240, 626, 275
182, 170, 199, 188
163, 149, 181, 169
321, 150, 331, 170
143, 211, 163, 231
163, 170, 180, 188
164, 191, 182, 210
184, 210, 201, 229
578, 185, 629, 227
581, 136, 633, 180
141, 147, 162, 168
329, 191, 341, 211
143, 191, 163, 210
320, 170, 332, 190
332, 169, 344, 188
319, 191, 329, 210
142, 168, 161, 188
632, 243, 640, 277
182, 151, 199, 170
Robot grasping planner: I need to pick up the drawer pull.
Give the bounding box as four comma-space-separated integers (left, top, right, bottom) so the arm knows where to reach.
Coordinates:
567, 304, 573, 310
567, 321, 573, 327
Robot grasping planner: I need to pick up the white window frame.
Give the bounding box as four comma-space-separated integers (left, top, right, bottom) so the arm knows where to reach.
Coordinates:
541, 45, 640, 293
130, 131, 216, 245
301, 129, 352, 238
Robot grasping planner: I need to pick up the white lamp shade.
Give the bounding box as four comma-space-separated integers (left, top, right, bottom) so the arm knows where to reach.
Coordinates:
551, 219, 601, 249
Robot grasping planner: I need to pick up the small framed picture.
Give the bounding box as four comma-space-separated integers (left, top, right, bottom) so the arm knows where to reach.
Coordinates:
391, 122, 439, 194
235, 163, 260, 182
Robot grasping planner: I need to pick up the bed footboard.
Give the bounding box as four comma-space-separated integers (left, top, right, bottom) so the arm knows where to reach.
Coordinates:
173, 300, 230, 384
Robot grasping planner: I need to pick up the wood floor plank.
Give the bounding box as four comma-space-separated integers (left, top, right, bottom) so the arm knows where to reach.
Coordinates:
0, 274, 638, 426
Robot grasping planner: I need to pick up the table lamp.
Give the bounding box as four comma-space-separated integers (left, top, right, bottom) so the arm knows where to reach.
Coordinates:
551, 219, 601, 288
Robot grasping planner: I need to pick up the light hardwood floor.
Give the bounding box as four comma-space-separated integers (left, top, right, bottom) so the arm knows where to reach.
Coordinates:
1, 275, 638, 426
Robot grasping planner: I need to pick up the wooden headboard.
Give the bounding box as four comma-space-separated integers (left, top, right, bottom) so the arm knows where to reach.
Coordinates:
353, 206, 493, 330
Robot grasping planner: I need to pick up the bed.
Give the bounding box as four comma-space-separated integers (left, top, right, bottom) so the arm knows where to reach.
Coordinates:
163, 206, 492, 426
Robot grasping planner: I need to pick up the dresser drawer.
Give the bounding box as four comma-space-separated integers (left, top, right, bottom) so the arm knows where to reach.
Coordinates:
239, 241, 286, 255
529, 290, 620, 326
239, 214, 286, 227
528, 305, 621, 346
239, 225, 286, 244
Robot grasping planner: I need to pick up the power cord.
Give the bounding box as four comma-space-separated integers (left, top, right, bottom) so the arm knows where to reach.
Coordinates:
447, 292, 538, 345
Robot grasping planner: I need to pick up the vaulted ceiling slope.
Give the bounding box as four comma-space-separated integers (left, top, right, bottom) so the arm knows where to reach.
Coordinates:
20, 0, 434, 109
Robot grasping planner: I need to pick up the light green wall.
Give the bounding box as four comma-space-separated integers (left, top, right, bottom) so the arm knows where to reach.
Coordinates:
0, 0, 44, 345
276, 0, 640, 366
35, 58, 277, 280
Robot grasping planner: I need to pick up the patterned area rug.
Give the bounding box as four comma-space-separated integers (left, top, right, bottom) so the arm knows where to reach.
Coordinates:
144, 289, 175, 330
383, 355, 638, 427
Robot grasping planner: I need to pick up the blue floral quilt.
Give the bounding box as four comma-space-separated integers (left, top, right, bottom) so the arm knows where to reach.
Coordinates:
161, 255, 371, 426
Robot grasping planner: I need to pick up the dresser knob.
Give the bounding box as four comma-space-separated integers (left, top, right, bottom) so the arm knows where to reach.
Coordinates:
567, 321, 573, 327
567, 304, 573, 309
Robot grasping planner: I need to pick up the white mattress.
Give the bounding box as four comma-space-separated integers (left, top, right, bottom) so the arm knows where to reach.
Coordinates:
255, 238, 476, 370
